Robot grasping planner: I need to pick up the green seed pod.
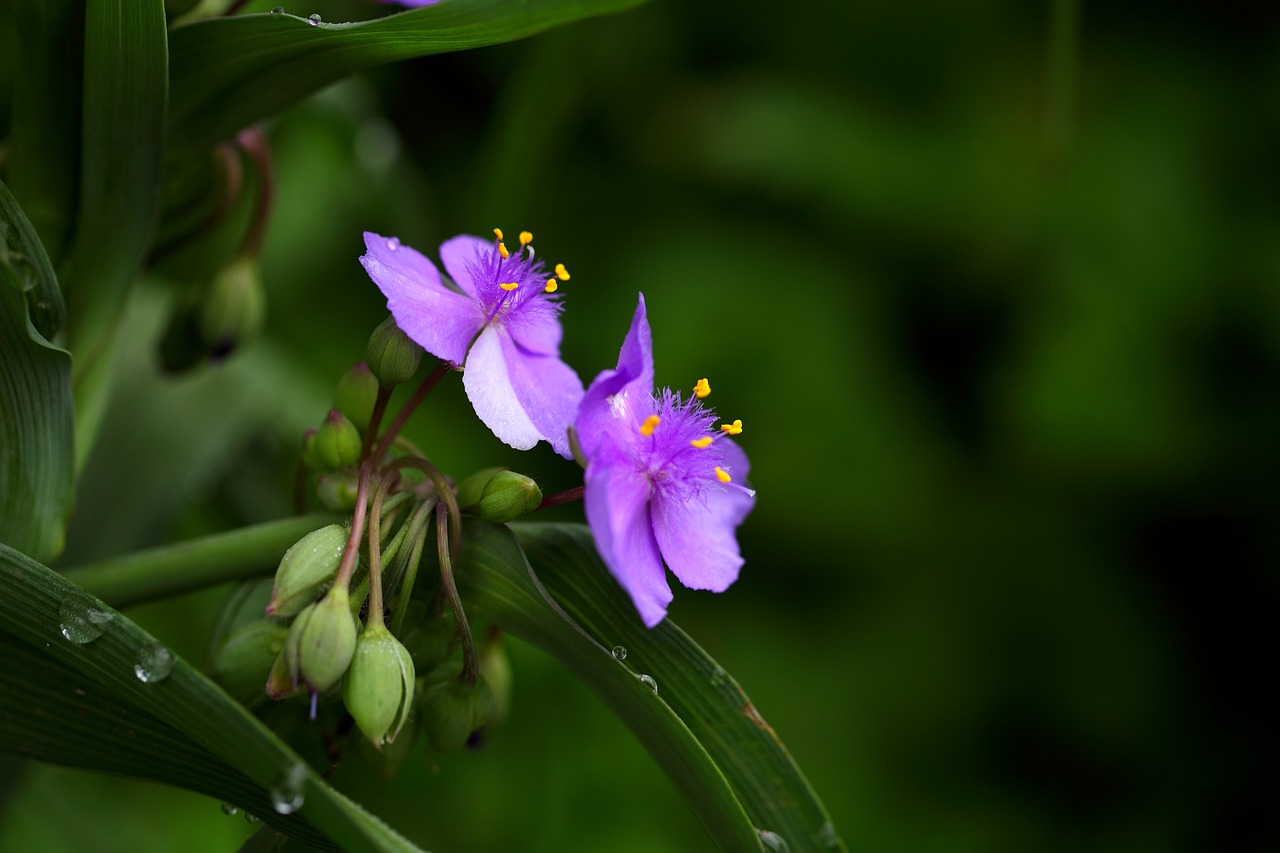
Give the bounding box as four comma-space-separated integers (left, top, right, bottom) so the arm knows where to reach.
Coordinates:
284, 588, 358, 693
454, 467, 508, 510
315, 469, 360, 511
366, 316, 423, 388
200, 256, 265, 361
313, 409, 362, 470
334, 361, 379, 431
211, 621, 288, 706
342, 624, 416, 747
475, 471, 543, 524
266, 524, 349, 617
420, 677, 492, 752
264, 648, 300, 700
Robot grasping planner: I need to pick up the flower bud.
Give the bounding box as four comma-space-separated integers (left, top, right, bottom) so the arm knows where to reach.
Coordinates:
475, 471, 542, 524
284, 588, 358, 693
314, 409, 362, 470
315, 469, 360, 511
265, 648, 301, 700
300, 429, 325, 470
342, 624, 416, 747
334, 362, 379, 431
366, 316, 423, 388
454, 467, 508, 510
420, 677, 493, 752
266, 524, 349, 617
211, 621, 288, 706
200, 256, 265, 361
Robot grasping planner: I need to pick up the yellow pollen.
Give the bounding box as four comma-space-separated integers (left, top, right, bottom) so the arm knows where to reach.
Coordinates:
544, 279, 558, 293
499, 242, 510, 259
519, 230, 533, 245
493, 227, 504, 240
555, 263, 571, 281
693, 378, 711, 399
715, 467, 732, 483
640, 415, 661, 436
720, 419, 743, 436
500, 281, 519, 291
690, 436, 713, 448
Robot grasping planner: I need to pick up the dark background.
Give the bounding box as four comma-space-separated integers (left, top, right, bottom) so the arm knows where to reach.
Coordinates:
6, 0, 1278, 850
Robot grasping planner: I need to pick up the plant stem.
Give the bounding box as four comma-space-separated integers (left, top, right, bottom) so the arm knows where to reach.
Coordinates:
366, 474, 396, 630
537, 485, 585, 510
436, 503, 478, 685
372, 361, 451, 464
334, 462, 373, 590
58, 513, 341, 607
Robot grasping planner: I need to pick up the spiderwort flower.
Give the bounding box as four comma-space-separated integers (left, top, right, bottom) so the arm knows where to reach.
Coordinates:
360, 230, 583, 457
575, 295, 755, 627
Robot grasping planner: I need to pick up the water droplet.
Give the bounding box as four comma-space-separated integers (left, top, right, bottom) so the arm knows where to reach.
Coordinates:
270, 763, 307, 814
243, 811, 261, 825
134, 643, 175, 683
611, 645, 628, 661
385, 236, 400, 251
709, 665, 728, 688
757, 829, 790, 852
270, 5, 284, 11
817, 821, 841, 848
307, 12, 321, 25
220, 802, 239, 817
638, 674, 657, 694
58, 595, 114, 644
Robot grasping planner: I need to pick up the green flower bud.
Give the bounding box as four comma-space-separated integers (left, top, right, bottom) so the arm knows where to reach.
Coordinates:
284, 588, 358, 693
314, 409, 362, 470
366, 316, 423, 388
342, 624, 416, 747
315, 469, 360, 511
211, 621, 288, 706
266, 524, 349, 617
264, 648, 301, 700
334, 361, 379, 431
454, 467, 508, 510
476, 471, 542, 524
200, 256, 265, 361
300, 429, 323, 470
420, 677, 493, 752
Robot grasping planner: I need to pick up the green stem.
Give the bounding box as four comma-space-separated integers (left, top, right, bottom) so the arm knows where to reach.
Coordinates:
59, 513, 342, 608
366, 475, 396, 630
436, 503, 478, 685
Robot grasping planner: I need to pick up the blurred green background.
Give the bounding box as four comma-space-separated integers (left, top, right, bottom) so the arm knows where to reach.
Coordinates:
4, 0, 1279, 850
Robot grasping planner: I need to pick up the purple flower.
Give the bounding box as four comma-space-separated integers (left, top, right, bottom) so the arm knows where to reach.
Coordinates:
361, 230, 583, 457
576, 295, 755, 627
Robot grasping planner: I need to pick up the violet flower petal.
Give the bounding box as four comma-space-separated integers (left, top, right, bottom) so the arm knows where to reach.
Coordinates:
361, 232, 481, 365
438, 234, 491, 298
584, 439, 672, 627
576, 294, 656, 459
499, 333, 584, 459
462, 326, 544, 450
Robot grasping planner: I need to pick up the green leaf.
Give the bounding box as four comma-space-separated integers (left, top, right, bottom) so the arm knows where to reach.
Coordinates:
0, 179, 73, 563
63, 0, 168, 465
453, 518, 766, 851
167, 0, 649, 150
0, 543, 424, 853
510, 523, 847, 853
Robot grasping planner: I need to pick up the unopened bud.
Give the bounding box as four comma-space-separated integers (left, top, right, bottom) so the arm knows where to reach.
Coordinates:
211, 621, 288, 706
335, 362, 379, 431
284, 588, 358, 693
300, 429, 325, 470
420, 677, 493, 752
200, 256, 265, 360
342, 624, 416, 747
475, 471, 542, 524
314, 409, 362, 470
455, 467, 508, 510
265, 648, 301, 700
266, 524, 349, 617
366, 316, 423, 387
315, 469, 360, 511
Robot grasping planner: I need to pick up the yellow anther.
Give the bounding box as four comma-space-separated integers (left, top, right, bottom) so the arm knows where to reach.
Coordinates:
493, 228, 504, 240
555, 263, 570, 281
640, 415, 661, 436
714, 467, 732, 483
544, 280, 558, 293
720, 419, 743, 436
693, 378, 711, 399
519, 231, 533, 245
498, 242, 510, 259
500, 282, 519, 291
690, 436, 713, 449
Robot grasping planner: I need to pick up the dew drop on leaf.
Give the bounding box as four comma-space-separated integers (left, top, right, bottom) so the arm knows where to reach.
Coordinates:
270, 5, 284, 12
757, 829, 790, 852
637, 673, 657, 694
270, 763, 307, 814
307, 12, 321, 25
58, 595, 114, 644
134, 643, 175, 683
220, 802, 239, 817
611, 645, 627, 661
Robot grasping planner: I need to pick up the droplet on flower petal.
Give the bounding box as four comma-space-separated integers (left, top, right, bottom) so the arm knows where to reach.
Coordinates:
134, 643, 176, 683
385, 236, 399, 251
611, 645, 628, 661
